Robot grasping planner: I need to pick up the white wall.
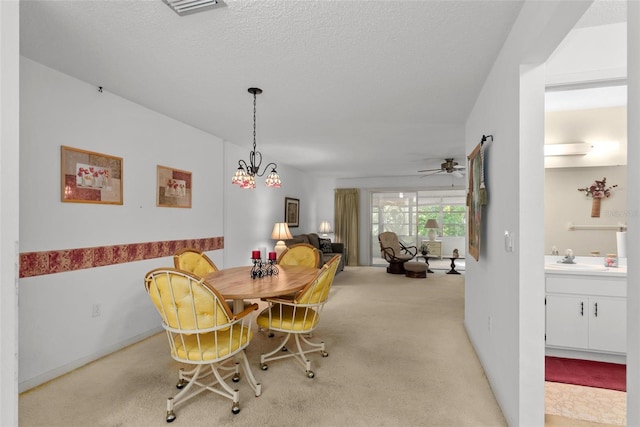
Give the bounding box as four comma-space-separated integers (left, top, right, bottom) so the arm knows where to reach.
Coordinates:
545, 165, 627, 256
314, 178, 336, 235
223, 141, 325, 267
464, 2, 591, 425
18, 58, 225, 391
1, 0, 20, 423
626, 2, 640, 424
546, 22, 626, 86
545, 107, 627, 169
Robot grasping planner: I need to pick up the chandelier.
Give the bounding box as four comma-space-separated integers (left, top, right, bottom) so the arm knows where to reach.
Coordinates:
231, 87, 281, 189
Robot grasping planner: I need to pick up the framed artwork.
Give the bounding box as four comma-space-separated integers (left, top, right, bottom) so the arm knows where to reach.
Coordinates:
157, 165, 192, 208
467, 143, 483, 261
285, 197, 300, 228
61, 145, 123, 204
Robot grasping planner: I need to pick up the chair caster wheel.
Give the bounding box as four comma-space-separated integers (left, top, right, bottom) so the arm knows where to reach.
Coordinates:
232, 404, 240, 414
281, 347, 288, 352
321, 351, 329, 357
166, 411, 176, 423
232, 374, 240, 382
268, 332, 274, 338
261, 363, 268, 371
307, 370, 315, 379
176, 379, 187, 389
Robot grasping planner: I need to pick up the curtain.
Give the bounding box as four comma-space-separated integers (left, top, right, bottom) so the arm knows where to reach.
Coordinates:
334, 188, 359, 266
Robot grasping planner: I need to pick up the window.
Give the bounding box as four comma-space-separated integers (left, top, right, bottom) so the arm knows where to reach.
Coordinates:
371, 190, 465, 265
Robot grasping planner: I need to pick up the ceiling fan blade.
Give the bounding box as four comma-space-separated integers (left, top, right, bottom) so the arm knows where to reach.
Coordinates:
417, 168, 442, 173
419, 170, 443, 177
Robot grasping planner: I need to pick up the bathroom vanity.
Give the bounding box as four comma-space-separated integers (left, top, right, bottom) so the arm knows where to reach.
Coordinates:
545, 256, 627, 363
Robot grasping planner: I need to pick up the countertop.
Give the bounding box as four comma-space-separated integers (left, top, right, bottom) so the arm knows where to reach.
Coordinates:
544, 255, 627, 278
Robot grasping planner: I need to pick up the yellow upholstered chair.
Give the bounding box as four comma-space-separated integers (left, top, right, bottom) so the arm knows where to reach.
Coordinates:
257, 254, 341, 378
144, 268, 261, 422
378, 231, 417, 274
173, 248, 218, 277
277, 243, 320, 268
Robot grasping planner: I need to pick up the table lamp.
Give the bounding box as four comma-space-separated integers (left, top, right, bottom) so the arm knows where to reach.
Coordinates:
319, 221, 332, 237
425, 219, 439, 241
271, 222, 293, 258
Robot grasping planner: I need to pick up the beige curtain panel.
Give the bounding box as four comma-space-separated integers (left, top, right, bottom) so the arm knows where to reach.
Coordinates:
334, 188, 359, 266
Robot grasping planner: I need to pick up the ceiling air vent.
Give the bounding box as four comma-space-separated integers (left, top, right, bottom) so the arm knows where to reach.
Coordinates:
162, 0, 226, 16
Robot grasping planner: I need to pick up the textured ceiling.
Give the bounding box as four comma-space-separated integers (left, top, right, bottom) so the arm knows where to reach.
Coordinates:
19, 0, 609, 180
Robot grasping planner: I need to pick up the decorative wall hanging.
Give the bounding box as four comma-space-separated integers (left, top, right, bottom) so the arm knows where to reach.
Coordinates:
157, 165, 192, 208
577, 177, 617, 218
466, 135, 492, 261
285, 197, 300, 228
61, 146, 123, 204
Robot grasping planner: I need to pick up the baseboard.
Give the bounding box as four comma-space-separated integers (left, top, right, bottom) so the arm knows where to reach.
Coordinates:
545, 347, 626, 364
19, 326, 162, 393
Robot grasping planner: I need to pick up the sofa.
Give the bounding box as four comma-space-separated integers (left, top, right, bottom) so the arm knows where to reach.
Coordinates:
283, 232, 345, 272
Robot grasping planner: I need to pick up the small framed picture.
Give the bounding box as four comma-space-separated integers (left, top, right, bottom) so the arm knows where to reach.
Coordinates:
157, 165, 192, 208
285, 197, 299, 228
61, 145, 123, 204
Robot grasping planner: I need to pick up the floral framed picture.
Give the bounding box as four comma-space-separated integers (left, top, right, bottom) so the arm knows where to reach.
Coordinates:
61, 146, 123, 204
285, 197, 299, 228
157, 165, 192, 208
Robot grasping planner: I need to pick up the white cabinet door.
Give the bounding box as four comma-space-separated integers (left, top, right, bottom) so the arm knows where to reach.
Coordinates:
589, 296, 627, 353
546, 294, 588, 349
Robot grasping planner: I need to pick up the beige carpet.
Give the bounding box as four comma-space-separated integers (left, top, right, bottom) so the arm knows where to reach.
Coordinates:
18, 267, 605, 426
20, 267, 506, 426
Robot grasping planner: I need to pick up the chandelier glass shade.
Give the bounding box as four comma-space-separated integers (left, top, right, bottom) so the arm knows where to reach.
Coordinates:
231, 87, 281, 189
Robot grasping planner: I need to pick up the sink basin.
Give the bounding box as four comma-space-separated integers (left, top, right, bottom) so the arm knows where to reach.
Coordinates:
545, 263, 609, 272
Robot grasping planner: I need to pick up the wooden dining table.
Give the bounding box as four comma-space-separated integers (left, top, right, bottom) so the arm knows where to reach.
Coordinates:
204, 264, 319, 313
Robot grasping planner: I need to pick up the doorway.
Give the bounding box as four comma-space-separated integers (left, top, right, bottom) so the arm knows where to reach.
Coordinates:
544, 21, 629, 423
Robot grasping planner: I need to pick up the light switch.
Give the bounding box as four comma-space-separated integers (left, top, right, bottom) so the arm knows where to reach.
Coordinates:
504, 231, 514, 252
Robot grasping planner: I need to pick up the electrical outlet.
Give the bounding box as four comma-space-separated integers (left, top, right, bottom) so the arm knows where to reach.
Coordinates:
92, 304, 101, 318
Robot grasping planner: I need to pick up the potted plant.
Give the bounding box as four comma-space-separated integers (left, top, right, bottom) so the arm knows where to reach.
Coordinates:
419, 243, 429, 256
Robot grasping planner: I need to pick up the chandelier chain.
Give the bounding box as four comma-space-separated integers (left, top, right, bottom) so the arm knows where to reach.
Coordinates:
253, 92, 257, 152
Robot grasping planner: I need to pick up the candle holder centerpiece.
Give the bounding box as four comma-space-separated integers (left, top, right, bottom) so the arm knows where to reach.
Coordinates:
250, 250, 279, 279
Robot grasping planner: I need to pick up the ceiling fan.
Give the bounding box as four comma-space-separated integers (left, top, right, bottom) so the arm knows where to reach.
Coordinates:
418, 158, 466, 178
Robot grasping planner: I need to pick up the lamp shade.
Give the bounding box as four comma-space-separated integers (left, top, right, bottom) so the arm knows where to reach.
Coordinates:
424, 219, 439, 229
271, 222, 293, 240
425, 218, 439, 241
319, 221, 333, 234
